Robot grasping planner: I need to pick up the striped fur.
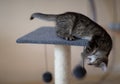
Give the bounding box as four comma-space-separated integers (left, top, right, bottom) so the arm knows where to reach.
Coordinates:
30, 12, 112, 71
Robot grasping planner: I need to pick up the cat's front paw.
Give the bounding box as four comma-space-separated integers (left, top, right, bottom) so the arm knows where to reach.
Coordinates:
65, 35, 77, 41
56, 32, 77, 41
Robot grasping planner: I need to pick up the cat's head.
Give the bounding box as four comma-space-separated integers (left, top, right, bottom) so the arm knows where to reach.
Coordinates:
87, 55, 108, 72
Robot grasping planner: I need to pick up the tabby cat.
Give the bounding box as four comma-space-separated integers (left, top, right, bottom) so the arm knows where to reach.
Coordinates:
30, 12, 112, 71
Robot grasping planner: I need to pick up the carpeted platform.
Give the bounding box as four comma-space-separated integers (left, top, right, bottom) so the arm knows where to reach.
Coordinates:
16, 27, 88, 46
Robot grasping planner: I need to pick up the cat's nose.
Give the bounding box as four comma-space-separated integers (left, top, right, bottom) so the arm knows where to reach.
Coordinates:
87, 56, 92, 62
87, 58, 93, 65
88, 58, 92, 61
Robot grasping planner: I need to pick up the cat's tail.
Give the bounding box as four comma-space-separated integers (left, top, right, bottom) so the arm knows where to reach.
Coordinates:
30, 13, 57, 21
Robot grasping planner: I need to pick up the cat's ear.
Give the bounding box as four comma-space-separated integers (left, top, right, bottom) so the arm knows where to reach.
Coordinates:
100, 62, 107, 72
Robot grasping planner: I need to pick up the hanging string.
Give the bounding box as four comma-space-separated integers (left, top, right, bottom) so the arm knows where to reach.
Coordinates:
80, 46, 86, 68
73, 46, 87, 79
44, 45, 48, 71
43, 45, 53, 83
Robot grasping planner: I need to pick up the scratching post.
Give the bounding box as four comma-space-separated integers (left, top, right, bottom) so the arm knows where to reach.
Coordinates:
16, 27, 88, 84
54, 45, 71, 84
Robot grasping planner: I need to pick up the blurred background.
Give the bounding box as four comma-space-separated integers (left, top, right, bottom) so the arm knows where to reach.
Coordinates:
0, 0, 120, 84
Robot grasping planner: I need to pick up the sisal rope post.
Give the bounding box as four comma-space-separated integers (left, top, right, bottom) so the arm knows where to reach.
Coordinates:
54, 45, 71, 84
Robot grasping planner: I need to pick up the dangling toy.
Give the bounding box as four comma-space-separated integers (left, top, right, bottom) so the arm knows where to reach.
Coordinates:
42, 45, 53, 83
73, 50, 87, 79
73, 64, 86, 79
